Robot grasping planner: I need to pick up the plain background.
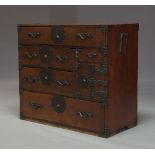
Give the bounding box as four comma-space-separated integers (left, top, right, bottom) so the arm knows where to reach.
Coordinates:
0, 5, 154, 148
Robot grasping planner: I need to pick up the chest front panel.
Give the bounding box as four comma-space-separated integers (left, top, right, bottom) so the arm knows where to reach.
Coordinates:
18, 24, 138, 138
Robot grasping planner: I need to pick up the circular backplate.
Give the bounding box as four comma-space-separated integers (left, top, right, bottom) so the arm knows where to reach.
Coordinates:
52, 95, 66, 113
51, 26, 65, 44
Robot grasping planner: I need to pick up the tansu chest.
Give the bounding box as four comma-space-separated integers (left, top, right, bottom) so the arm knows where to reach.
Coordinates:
18, 24, 138, 138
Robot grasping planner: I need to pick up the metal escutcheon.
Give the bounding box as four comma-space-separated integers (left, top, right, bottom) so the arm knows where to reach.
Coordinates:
40, 69, 52, 85
51, 26, 65, 44
52, 95, 66, 113
40, 46, 52, 64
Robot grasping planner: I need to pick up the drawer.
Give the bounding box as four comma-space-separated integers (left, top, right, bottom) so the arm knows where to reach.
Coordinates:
20, 66, 108, 102
77, 62, 108, 79
19, 46, 75, 71
19, 46, 107, 70
20, 67, 76, 97
21, 91, 104, 133
18, 26, 106, 47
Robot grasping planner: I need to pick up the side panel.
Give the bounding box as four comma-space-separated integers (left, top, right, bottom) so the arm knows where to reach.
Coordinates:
106, 24, 138, 135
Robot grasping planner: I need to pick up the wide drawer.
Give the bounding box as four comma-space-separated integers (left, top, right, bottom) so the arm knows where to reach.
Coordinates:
19, 46, 106, 71
20, 67, 108, 102
18, 26, 107, 47
21, 91, 105, 133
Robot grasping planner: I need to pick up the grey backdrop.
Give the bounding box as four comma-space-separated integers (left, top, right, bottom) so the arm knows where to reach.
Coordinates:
0, 5, 154, 148
0, 5, 154, 84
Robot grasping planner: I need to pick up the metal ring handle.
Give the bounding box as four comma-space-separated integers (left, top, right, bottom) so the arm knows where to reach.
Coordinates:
77, 111, 93, 119
28, 32, 41, 38
56, 80, 70, 86
56, 55, 68, 61
25, 76, 39, 83
87, 52, 97, 58
77, 32, 92, 40
29, 102, 44, 110
24, 52, 39, 59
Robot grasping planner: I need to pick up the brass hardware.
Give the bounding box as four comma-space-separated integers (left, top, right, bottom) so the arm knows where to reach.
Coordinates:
28, 32, 41, 38
24, 52, 38, 59
87, 52, 97, 58
120, 32, 128, 54
56, 55, 68, 61
52, 95, 66, 113
29, 102, 44, 110
77, 111, 93, 119
77, 32, 92, 40
56, 80, 70, 86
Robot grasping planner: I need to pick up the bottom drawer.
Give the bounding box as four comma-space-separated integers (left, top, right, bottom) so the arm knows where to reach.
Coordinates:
20, 91, 105, 133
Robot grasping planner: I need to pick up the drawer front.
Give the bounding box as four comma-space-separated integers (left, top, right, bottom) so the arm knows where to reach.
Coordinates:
21, 91, 104, 133
19, 46, 75, 71
19, 26, 107, 46
20, 67, 76, 97
19, 46, 106, 70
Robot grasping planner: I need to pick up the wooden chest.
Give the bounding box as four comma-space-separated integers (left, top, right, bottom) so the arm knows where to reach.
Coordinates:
18, 24, 138, 138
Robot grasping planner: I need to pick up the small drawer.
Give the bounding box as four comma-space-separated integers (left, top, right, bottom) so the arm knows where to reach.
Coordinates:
19, 46, 75, 71
20, 67, 76, 97
21, 91, 104, 133
18, 26, 107, 47
19, 27, 52, 44
77, 62, 108, 79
